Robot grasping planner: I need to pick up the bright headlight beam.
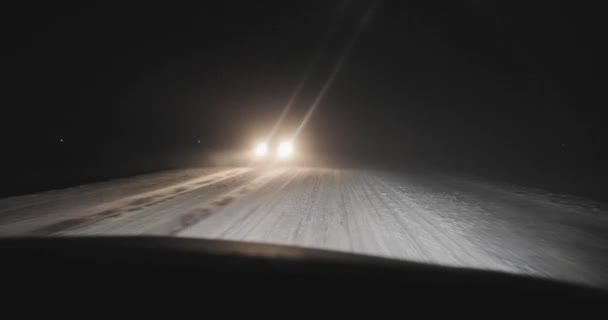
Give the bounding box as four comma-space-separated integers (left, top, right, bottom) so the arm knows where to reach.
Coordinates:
277, 141, 294, 158
255, 142, 268, 157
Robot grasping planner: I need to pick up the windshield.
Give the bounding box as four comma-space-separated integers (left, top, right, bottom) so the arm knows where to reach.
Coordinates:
3, 1, 607, 290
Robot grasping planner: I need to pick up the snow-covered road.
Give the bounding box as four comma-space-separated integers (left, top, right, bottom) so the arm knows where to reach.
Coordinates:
1, 167, 607, 288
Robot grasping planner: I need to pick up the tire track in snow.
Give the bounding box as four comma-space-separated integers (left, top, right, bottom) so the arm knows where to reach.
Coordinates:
29, 168, 249, 235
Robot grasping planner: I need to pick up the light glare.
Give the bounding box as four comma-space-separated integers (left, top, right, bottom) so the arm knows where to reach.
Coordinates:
277, 141, 294, 158
255, 142, 268, 157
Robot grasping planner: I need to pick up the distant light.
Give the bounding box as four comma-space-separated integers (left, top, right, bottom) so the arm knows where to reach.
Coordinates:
277, 141, 294, 158
255, 142, 268, 158
197, 140, 201, 144
59, 138, 64, 143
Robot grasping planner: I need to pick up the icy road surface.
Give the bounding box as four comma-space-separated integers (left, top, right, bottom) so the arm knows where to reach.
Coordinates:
1, 167, 607, 288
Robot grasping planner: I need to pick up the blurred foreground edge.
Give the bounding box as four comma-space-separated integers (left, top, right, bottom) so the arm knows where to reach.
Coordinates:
0, 236, 606, 305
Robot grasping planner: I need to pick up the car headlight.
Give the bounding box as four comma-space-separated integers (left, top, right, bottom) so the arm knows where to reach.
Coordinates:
277, 141, 294, 158
254, 142, 268, 158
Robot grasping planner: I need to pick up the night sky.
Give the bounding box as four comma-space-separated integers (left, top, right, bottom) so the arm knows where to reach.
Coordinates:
4, 1, 606, 199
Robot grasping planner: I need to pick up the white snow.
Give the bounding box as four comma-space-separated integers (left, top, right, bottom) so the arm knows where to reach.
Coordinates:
1, 166, 607, 289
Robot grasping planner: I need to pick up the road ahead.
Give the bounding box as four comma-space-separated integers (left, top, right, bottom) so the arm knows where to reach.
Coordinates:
1, 167, 607, 288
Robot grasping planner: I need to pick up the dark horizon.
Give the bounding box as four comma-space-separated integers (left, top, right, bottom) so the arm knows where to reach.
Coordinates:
3, 1, 606, 200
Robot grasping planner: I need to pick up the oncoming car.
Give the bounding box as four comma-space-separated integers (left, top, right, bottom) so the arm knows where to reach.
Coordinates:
252, 140, 295, 161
